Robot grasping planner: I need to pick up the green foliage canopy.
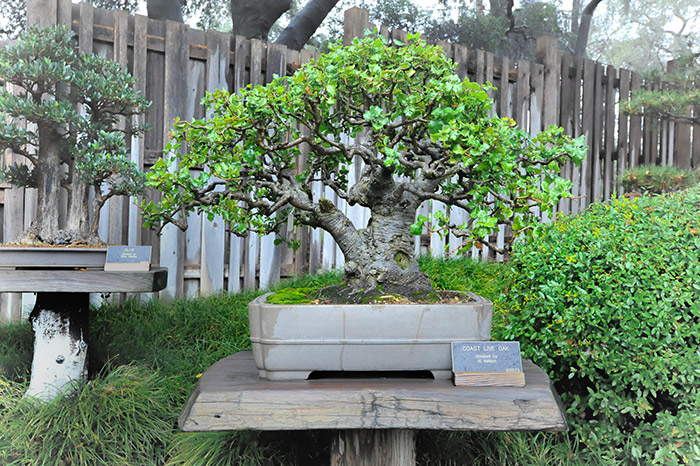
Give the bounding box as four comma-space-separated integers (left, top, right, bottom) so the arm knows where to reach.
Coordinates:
0, 25, 150, 243
145, 35, 585, 260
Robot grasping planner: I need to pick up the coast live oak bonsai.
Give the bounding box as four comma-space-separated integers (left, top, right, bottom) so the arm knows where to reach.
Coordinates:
0, 25, 149, 246
144, 34, 586, 301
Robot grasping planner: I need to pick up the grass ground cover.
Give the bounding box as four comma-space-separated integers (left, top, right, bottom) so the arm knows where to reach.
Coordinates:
0, 255, 643, 465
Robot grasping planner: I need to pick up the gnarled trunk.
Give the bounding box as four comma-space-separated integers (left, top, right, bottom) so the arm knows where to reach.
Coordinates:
343, 204, 432, 296
312, 164, 434, 298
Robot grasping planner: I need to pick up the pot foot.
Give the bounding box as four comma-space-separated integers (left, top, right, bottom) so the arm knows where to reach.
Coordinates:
430, 370, 452, 380
258, 369, 313, 380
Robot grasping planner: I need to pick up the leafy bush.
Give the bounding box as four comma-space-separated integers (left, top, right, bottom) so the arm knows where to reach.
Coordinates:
619, 165, 699, 194
503, 189, 700, 464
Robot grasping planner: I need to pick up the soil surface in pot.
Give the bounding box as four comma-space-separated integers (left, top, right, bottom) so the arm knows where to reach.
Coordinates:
268, 285, 474, 305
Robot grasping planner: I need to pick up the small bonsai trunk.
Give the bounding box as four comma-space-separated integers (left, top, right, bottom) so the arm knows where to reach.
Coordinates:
33, 129, 62, 243
65, 171, 92, 242
26, 293, 89, 401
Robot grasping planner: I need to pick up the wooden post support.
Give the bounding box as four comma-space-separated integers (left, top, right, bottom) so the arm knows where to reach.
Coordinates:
0, 268, 167, 401
331, 430, 415, 466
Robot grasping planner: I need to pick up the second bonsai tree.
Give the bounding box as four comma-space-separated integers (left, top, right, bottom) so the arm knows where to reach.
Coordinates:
144, 34, 586, 301
0, 26, 149, 245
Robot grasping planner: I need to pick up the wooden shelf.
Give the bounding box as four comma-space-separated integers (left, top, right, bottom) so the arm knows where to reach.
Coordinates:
179, 351, 567, 433
0, 267, 167, 293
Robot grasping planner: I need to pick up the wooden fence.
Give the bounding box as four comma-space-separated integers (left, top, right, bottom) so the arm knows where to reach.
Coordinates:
2, 0, 699, 319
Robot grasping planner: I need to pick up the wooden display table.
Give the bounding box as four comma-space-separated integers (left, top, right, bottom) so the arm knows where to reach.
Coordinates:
0, 268, 167, 400
180, 351, 566, 465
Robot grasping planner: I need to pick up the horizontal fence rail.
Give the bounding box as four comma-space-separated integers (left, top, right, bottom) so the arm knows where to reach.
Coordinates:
1, 1, 698, 320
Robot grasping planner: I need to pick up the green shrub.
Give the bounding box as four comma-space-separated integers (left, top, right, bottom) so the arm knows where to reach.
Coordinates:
619, 165, 699, 194
503, 188, 700, 464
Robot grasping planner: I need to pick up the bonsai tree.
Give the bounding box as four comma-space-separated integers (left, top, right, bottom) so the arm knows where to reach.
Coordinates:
622, 52, 699, 125
144, 34, 586, 300
0, 25, 149, 245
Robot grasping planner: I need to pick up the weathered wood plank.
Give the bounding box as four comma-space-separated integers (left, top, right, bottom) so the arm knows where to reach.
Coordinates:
628, 72, 642, 168
226, 36, 249, 294
26, 0, 57, 27
0, 268, 167, 293
199, 31, 230, 296
536, 35, 559, 128
558, 54, 574, 215
108, 9, 129, 247
453, 44, 469, 82
343, 7, 370, 46
617, 68, 630, 193
159, 20, 189, 300
693, 112, 700, 169
591, 63, 604, 202
581, 59, 595, 208
179, 351, 567, 432
515, 60, 530, 130
646, 80, 659, 166
1, 84, 26, 320
603, 65, 616, 200
259, 42, 286, 289
243, 39, 264, 290
57, 0, 71, 26
128, 14, 148, 248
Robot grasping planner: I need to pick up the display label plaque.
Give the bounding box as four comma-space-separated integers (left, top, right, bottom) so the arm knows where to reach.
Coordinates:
451, 341, 523, 373
104, 246, 152, 271
451, 341, 525, 387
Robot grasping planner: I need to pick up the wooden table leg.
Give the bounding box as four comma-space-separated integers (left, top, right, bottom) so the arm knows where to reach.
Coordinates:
330, 429, 415, 466
25, 292, 89, 401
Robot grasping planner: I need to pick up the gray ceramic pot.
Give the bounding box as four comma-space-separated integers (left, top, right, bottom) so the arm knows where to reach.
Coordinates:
248, 291, 493, 380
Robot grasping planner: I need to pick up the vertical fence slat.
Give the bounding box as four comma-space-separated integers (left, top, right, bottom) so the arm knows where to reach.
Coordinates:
591, 63, 604, 202
693, 116, 700, 169
129, 14, 148, 248
259, 42, 286, 290
667, 62, 692, 170
243, 38, 264, 290
581, 59, 595, 208
159, 20, 189, 300
558, 54, 574, 215
628, 72, 642, 168
449, 44, 469, 257
617, 68, 630, 193
197, 31, 230, 296
570, 57, 584, 214
646, 80, 659, 165
603, 65, 616, 200
537, 36, 559, 128
515, 60, 530, 130
181, 29, 205, 296
227, 36, 248, 294
108, 10, 130, 246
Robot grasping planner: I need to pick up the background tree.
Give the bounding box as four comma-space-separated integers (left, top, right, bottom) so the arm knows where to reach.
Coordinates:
143, 35, 585, 300
0, 25, 149, 245
587, 0, 699, 72
622, 51, 699, 125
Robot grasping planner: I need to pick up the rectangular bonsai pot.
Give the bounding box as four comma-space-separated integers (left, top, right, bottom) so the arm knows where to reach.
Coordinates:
248, 291, 493, 380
